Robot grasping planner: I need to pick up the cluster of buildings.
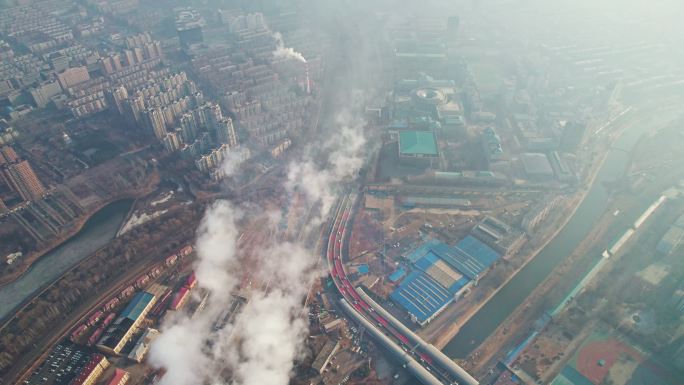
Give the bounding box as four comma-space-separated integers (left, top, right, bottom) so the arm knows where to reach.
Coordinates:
0, 1, 74, 54
0, 1, 104, 111
23, 246, 196, 385
185, 13, 321, 163
387, 213, 523, 325
86, 0, 139, 16
390, 236, 501, 325
99, 32, 163, 76
0, 0, 166, 121
24, 266, 196, 385
108, 70, 241, 177
192, 44, 312, 149
96, 290, 157, 355
22, 342, 132, 385
0, 145, 86, 245
1, 0, 319, 182
218, 10, 267, 33
63, 31, 164, 119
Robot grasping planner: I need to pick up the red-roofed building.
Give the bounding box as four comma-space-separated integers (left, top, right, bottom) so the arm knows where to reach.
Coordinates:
70, 353, 109, 385
106, 368, 130, 385
184, 272, 196, 289
169, 287, 190, 310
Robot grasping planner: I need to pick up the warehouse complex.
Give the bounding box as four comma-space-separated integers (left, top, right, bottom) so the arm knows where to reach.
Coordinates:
390, 237, 501, 325
97, 291, 157, 355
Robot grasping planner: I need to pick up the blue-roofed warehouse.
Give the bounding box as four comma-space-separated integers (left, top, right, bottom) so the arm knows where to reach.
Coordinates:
391, 237, 501, 325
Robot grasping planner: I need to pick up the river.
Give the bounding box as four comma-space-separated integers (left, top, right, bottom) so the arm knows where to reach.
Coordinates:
443, 111, 665, 358
0, 199, 133, 320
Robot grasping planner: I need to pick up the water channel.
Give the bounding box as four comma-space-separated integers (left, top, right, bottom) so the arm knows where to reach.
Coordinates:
443, 114, 663, 358
0, 199, 133, 320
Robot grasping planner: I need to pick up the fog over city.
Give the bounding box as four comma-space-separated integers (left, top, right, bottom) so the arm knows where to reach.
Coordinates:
1, 1, 684, 385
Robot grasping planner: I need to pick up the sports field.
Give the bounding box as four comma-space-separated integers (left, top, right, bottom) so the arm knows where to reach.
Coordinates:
551, 331, 678, 385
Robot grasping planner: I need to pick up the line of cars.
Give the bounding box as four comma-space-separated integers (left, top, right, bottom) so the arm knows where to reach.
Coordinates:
326, 195, 465, 384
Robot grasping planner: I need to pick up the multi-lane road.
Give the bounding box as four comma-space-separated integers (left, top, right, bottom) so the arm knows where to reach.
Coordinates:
324, 193, 478, 385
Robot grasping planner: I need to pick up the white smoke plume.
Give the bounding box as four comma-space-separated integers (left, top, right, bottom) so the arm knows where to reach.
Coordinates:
220, 146, 251, 178
273, 32, 307, 63
231, 242, 319, 385
150, 204, 322, 385
149, 200, 243, 385
150, 59, 369, 385
287, 109, 367, 222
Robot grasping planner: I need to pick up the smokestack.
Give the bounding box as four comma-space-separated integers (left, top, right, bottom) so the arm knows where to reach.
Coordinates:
305, 62, 311, 94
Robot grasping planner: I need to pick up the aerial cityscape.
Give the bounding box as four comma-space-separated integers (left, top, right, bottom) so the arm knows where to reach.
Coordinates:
0, 0, 684, 384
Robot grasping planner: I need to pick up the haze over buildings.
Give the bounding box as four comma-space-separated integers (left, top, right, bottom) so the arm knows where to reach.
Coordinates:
1, 1, 684, 385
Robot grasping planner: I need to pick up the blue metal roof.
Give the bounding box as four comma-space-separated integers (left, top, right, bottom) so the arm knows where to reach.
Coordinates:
388, 268, 406, 282
405, 237, 500, 280
390, 270, 469, 323
357, 264, 369, 274
390, 271, 451, 323
392, 237, 501, 322
121, 292, 154, 321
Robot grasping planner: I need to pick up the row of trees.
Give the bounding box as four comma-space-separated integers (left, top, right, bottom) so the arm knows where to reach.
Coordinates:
0, 203, 205, 380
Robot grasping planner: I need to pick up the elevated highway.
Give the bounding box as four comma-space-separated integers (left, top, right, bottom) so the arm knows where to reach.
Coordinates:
325, 193, 478, 385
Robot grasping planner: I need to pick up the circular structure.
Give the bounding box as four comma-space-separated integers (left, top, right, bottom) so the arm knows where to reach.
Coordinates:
412, 87, 447, 106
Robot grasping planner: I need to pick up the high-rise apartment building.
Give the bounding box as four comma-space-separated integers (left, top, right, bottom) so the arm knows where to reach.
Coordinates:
2, 160, 46, 200
216, 118, 237, 147
143, 107, 167, 140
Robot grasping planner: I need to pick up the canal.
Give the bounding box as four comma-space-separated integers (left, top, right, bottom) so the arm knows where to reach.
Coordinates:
443, 112, 665, 358
0, 199, 133, 320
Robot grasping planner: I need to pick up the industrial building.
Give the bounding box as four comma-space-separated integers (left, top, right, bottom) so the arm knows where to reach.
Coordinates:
521, 152, 554, 181
169, 286, 190, 310
127, 328, 159, 363
400, 195, 471, 208
71, 354, 109, 385
398, 130, 439, 166
390, 237, 501, 325
311, 339, 340, 374
106, 368, 130, 385
97, 291, 156, 355
471, 216, 526, 257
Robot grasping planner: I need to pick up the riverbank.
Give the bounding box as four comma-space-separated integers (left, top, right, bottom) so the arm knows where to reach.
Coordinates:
429, 135, 610, 350
451, 103, 684, 375
440, 105, 643, 358
0, 178, 158, 288
0, 199, 134, 324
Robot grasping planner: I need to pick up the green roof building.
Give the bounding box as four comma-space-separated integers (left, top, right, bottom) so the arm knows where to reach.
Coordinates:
398, 130, 439, 158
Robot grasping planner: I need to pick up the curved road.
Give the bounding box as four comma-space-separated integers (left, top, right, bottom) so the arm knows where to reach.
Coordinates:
325, 193, 477, 385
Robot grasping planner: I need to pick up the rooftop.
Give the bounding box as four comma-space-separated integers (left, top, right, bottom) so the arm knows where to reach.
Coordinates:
120, 291, 155, 321
406, 238, 500, 280
399, 130, 438, 156
106, 368, 129, 385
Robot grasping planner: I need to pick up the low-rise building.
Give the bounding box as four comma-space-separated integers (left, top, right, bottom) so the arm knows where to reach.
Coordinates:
311, 340, 340, 375
128, 328, 160, 363
521, 152, 554, 181
106, 368, 130, 385
71, 353, 109, 385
